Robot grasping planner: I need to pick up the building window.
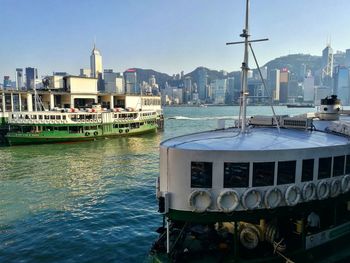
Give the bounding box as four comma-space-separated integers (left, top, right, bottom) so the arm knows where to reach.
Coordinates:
346, 155, 350, 174
253, 162, 274, 187
318, 157, 332, 179
277, 160, 296, 185
302, 159, 314, 182
191, 162, 212, 188
224, 162, 249, 188
333, 156, 345, 177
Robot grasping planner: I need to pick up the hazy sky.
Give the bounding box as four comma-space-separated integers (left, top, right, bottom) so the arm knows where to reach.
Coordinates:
1, 0, 350, 79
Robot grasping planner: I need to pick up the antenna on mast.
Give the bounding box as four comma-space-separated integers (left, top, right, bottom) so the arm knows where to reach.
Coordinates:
227, 0, 279, 132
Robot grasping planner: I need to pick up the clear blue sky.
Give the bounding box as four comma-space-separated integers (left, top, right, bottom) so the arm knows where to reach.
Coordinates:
1, 0, 350, 79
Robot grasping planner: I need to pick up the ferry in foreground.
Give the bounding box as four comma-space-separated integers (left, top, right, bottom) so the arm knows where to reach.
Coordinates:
150, 1, 350, 262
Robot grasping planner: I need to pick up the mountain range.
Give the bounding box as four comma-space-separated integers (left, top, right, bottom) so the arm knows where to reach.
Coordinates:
134, 53, 345, 88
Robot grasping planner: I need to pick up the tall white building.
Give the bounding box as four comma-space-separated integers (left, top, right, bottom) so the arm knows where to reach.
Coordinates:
104, 69, 124, 94
80, 68, 91, 77
90, 45, 103, 78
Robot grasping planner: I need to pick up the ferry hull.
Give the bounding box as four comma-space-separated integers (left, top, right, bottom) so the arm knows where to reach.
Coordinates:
6, 125, 157, 146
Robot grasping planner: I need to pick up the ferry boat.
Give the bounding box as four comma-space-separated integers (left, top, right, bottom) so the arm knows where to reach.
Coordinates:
150, 1, 350, 262
5, 105, 161, 145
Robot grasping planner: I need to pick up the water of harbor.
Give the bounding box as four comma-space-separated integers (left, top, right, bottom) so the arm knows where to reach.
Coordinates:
0, 106, 313, 263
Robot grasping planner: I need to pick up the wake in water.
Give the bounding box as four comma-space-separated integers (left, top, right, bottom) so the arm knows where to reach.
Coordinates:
168, 116, 239, 120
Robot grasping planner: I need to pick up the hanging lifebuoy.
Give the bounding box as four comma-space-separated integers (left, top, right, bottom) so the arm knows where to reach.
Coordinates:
242, 188, 261, 210
341, 174, 350, 193
285, 185, 301, 206
119, 129, 123, 134
85, 132, 90, 136
264, 187, 282, 209
302, 182, 316, 201
125, 129, 129, 133
93, 131, 98, 136
316, 180, 330, 200
217, 190, 240, 212
188, 190, 212, 213
330, 179, 341, 197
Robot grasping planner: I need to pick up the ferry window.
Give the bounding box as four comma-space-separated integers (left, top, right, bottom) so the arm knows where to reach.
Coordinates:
56, 115, 61, 120
277, 161, 296, 185
50, 115, 55, 120
302, 159, 314, 182
224, 162, 249, 188
346, 155, 350, 174
318, 157, 332, 179
62, 116, 66, 120
253, 162, 274, 187
191, 162, 212, 188
333, 156, 345, 177
39, 115, 43, 120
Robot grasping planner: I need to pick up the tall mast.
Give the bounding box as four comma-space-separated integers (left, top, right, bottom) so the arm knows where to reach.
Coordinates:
241, 0, 250, 133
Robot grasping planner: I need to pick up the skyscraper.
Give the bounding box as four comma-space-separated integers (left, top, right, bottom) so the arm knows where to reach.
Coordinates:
303, 74, 315, 102
322, 44, 334, 79
334, 66, 350, 105
25, 67, 38, 90
16, 68, 23, 90
197, 67, 207, 101
90, 44, 103, 78
268, 69, 280, 101
124, 69, 137, 94
345, 49, 350, 68
279, 68, 289, 103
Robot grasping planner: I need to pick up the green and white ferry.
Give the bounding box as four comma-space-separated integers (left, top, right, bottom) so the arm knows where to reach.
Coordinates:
5, 105, 160, 145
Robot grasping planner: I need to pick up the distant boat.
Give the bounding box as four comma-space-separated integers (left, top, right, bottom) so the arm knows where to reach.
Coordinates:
286, 103, 314, 108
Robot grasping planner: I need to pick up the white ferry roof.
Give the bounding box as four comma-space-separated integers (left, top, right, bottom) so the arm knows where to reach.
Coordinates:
161, 127, 349, 151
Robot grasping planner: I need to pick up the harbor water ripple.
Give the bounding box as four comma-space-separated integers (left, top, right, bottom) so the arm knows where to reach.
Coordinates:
0, 106, 313, 262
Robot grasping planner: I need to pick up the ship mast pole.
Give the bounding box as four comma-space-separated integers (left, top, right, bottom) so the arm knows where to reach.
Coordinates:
241, 0, 250, 133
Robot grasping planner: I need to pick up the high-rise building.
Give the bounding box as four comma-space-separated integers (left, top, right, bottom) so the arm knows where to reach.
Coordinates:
345, 49, 350, 68
226, 77, 235, 104
184, 76, 192, 103
3, 76, 11, 88
90, 45, 103, 78
303, 75, 315, 102
25, 67, 38, 90
104, 69, 124, 94
124, 69, 138, 94
212, 79, 227, 104
197, 67, 207, 101
80, 68, 91, 77
279, 68, 289, 103
16, 68, 23, 90
322, 44, 334, 79
334, 66, 350, 105
268, 69, 280, 101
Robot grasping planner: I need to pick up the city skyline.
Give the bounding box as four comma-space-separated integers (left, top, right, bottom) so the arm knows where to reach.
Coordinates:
1, 0, 350, 78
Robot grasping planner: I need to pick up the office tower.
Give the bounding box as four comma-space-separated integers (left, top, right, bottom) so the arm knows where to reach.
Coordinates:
25, 67, 38, 90
334, 66, 350, 105
345, 49, 350, 68
124, 69, 137, 94
90, 44, 103, 78
315, 86, 332, 106
184, 76, 192, 103
80, 68, 91, 77
279, 68, 289, 103
16, 68, 23, 90
104, 69, 124, 94
197, 67, 207, 101
226, 77, 235, 104
288, 73, 299, 102
212, 79, 227, 104
149, 75, 156, 86
268, 69, 280, 101
3, 76, 11, 88
322, 44, 334, 79
303, 75, 315, 102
